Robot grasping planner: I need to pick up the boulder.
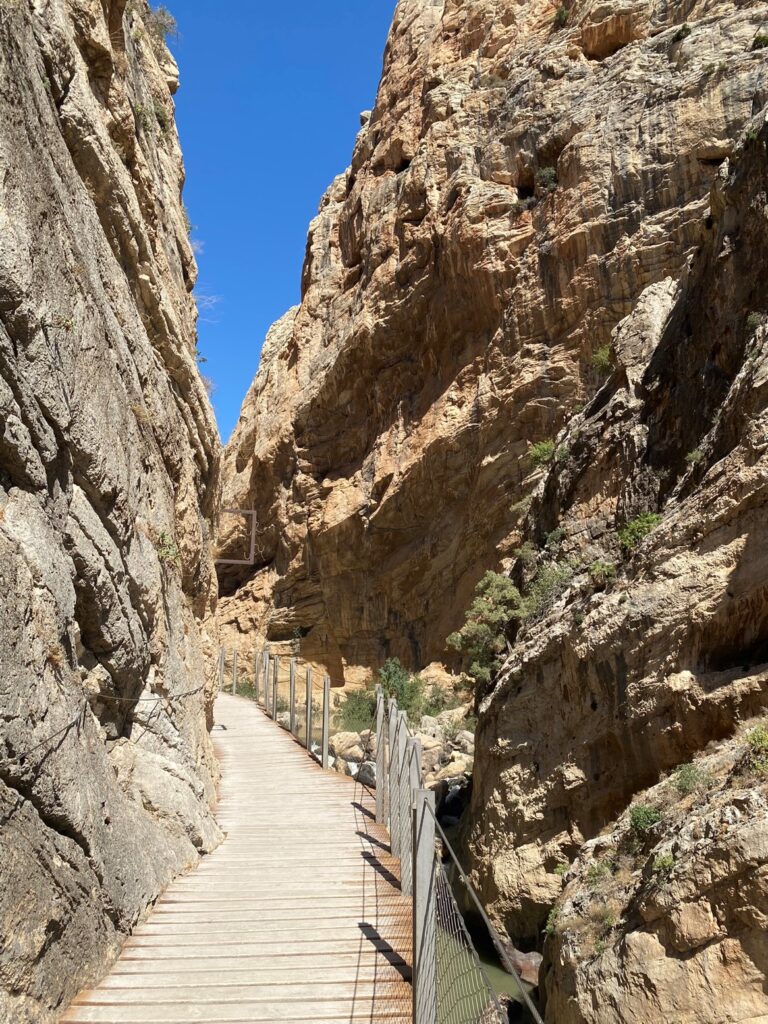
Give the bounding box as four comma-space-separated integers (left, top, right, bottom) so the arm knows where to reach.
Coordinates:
417, 733, 446, 774
329, 731, 365, 762
455, 730, 475, 754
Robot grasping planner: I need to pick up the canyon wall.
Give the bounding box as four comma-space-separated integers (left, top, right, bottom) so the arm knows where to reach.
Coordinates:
0, 2, 221, 1020
219, 0, 768, 1016
217, 0, 767, 676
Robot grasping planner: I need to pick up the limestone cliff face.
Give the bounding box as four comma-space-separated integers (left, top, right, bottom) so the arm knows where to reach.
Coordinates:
219, 0, 768, 1015
0, 2, 220, 1020
540, 720, 768, 1023
218, 0, 767, 679
466, 114, 768, 1016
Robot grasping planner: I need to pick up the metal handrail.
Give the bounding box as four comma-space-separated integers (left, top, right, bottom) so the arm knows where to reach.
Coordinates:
219, 647, 544, 1024
426, 802, 544, 1024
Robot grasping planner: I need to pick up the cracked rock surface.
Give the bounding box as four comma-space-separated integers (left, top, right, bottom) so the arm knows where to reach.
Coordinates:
0, 2, 221, 1019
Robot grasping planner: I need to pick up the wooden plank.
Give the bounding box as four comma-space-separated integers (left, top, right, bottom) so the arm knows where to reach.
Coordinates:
61, 692, 412, 1022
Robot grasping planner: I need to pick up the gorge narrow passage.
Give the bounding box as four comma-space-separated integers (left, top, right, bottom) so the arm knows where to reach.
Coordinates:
61, 694, 413, 1023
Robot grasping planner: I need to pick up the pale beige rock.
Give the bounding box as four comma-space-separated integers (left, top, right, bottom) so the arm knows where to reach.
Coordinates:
433, 752, 474, 781
0, 2, 220, 1020
329, 731, 366, 763
417, 733, 447, 774
541, 731, 768, 1023
215, 0, 768, 690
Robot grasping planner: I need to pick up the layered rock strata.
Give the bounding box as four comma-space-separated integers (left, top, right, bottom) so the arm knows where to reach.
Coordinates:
0, 2, 220, 1020
217, 0, 768, 678
466, 110, 768, 1015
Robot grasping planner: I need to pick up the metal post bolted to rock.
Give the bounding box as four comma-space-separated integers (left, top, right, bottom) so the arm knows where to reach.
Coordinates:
413, 788, 436, 1024
375, 686, 386, 825
388, 700, 400, 857
321, 675, 331, 769
401, 735, 422, 897
305, 666, 312, 750
232, 650, 238, 695
289, 658, 297, 735
272, 656, 279, 721
218, 648, 225, 692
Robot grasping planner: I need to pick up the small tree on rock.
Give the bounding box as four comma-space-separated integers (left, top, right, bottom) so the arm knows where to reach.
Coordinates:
447, 571, 521, 686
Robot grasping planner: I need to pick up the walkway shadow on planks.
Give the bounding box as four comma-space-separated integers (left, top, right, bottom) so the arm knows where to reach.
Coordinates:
358, 923, 413, 982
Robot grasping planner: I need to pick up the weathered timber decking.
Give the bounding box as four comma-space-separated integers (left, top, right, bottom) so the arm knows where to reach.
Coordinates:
61, 693, 413, 1024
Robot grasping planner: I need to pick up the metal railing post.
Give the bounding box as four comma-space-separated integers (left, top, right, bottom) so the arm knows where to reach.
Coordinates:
218, 647, 225, 691
413, 788, 436, 1024
375, 686, 386, 824
396, 710, 408, 858
262, 651, 269, 707
272, 656, 279, 720
321, 675, 331, 769
305, 666, 312, 750
289, 658, 297, 734
388, 701, 401, 857
253, 649, 260, 703
232, 650, 238, 695
402, 736, 422, 896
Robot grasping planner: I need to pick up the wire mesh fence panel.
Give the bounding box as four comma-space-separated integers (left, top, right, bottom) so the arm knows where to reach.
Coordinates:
294, 680, 308, 742
434, 863, 507, 1024
309, 681, 326, 759
275, 667, 291, 729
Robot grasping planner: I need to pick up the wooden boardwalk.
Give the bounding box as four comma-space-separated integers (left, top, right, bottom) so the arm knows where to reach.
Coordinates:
62, 693, 413, 1023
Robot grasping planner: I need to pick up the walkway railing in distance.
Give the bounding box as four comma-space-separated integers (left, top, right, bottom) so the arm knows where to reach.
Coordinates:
219, 648, 545, 1024
378, 691, 543, 1024
223, 649, 335, 767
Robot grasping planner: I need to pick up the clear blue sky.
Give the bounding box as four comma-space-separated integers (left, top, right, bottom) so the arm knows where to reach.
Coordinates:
171, 2, 396, 442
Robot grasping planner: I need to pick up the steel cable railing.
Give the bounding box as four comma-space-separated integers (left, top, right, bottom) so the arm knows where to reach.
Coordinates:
0, 682, 209, 773
434, 862, 506, 1024
427, 802, 543, 1024
220, 647, 545, 1024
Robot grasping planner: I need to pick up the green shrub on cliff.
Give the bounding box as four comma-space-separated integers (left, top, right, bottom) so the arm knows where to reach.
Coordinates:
338, 686, 377, 733
746, 312, 763, 333
591, 344, 613, 376
447, 571, 521, 686
536, 166, 558, 193
339, 658, 457, 731
673, 761, 710, 794
519, 561, 575, 620
527, 439, 557, 467
588, 560, 616, 587
617, 512, 662, 552
629, 804, 661, 835
155, 531, 180, 566
554, 5, 570, 28
746, 724, 768, 775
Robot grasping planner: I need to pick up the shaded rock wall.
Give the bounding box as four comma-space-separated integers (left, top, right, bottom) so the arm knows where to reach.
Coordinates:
540, 721, 768, 1023
217, 0, 767, 683
466, 114, 768, 967
0, 2, 221, 1020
